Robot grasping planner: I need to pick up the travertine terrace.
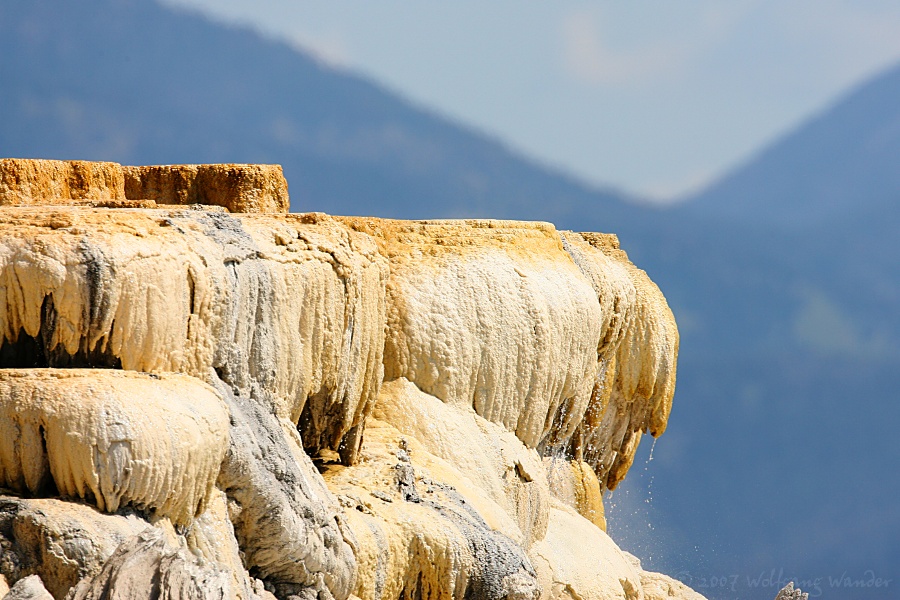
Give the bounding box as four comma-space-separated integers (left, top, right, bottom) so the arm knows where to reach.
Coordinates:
0, 159, 700, 600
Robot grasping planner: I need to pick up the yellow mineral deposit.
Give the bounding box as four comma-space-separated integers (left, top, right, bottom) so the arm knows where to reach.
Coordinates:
0, 158, 289, 213
0, 159, 126, 207
559, 231, 679, 490
122, 163, 290, 214
0, 159, 699, 600
343, 218, 603, 449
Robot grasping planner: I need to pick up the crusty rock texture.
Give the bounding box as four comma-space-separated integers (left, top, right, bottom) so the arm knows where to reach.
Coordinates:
342, 219, 603, 452
0, 208, 386, 464
3, 574, 54, 600
773, 582, 809, 600
0, 370, 229, 525
67, 528, 234, 600
559, 231, 678, 490
0, 159, 288, 213
123, 164, 289, 214
0, 496, 148, 598
0, 160, 125, 208
0, 159, 700, 600
215, 384, 356, 598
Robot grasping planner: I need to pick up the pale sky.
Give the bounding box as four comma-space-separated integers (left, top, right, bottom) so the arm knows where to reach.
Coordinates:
165, 0, 900, 201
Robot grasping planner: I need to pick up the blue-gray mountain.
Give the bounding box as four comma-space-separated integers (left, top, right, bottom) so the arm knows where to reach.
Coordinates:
685, 61, 900, 229
1, 1, 897, 599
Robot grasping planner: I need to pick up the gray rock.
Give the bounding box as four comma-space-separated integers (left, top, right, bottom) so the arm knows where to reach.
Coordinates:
393, 445, 420, 504
0, 497, 147, 599
424, 487, 540, 600
215, 387, 356, 600
774, 582, 809, 600
67, 528, 231, 600
4, 575, 54, 600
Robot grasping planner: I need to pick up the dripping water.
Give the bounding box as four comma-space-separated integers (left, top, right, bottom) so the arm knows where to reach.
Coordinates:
543, 396, 575, 493
604, 435, 712, 583
604, 436, 664, 567
644, 438, 659, 533
647, 437, 658, 463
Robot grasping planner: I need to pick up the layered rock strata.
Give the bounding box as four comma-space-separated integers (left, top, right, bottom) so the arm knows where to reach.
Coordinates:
0, 159, 697, 600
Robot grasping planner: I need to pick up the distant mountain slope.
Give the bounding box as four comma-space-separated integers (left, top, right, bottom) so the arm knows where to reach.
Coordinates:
639, 58, 900, 599
669, 60, 900, 354
684, 62, 900, 229
2, 1, 899, 599
0, 0, 637, 225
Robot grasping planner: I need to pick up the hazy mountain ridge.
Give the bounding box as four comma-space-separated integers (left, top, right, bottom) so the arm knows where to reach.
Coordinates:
0, 0, 638, 225
631, 60, 900, 599
684, 61, 900, 230
2, 1, 899, 598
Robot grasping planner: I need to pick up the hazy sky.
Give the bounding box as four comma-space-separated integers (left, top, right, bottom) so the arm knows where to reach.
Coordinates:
166, 0, 900, 201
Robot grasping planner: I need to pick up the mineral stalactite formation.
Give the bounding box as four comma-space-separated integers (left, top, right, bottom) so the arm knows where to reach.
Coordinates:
0, 159, 701, 600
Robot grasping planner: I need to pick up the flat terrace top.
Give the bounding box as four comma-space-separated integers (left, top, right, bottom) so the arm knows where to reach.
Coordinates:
0, 158, 624, 254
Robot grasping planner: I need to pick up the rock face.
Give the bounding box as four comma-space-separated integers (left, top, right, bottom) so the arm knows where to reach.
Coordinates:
558, 231, 678, 490
0, 160, 125, 208
216, 386, 356, 597
0, 371, 229, 525
3, 575, 54, 600
0, 159, 288, 213
0, 497, 149, 598
0, 159, 699, 600
123, 164, 289, 214
68, 528, 235, 600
